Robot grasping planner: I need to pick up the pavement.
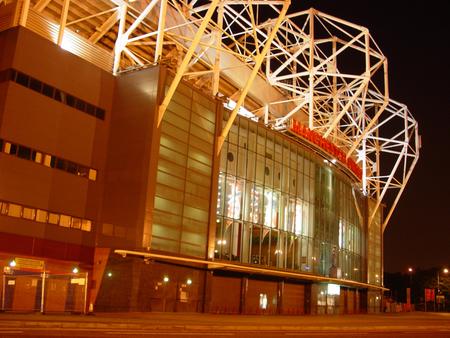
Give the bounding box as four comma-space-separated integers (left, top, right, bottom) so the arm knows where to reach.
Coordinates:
0, 311, 450, 333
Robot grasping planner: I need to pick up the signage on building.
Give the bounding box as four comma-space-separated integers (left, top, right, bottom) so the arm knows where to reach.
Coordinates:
13, 257, 45, 271
288, 120, 363, 180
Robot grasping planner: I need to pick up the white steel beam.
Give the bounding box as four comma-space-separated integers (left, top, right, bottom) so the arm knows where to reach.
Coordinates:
217, 0, 291, 155
57, 0, 71, 46
157, 0, 221, 127
88, 10, 119, 44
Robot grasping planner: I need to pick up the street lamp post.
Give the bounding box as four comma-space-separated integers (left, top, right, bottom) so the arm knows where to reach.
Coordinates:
407, 267, 413, 310
437, 268, 448, 312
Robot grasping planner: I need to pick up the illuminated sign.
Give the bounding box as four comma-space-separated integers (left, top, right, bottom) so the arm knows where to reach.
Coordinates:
288, 120, 362, 180
327, 284, 340, 295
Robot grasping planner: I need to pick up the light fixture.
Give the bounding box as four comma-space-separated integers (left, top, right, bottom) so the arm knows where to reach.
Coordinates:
163, 276, 169, 283
72, 267, 79, 274
9, 260, 16, 267
186, 278, 192, 285
107, 271, 113, 278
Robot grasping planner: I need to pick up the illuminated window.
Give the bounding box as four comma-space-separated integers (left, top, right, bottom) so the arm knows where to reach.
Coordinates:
36, 209, 48, 223
88, 169, 97, 181
72, 218, 82, 230
32, 151, 43, 164
59, 215, 71, 228
81, 220, 92, 232
4, 142, 16, 155
48, 213, 59, 224
0, 202, 8, 215
259, 293, 268, 310
7, 204, 22, 218
43, 154, 52, 167
22, 207, 35, 220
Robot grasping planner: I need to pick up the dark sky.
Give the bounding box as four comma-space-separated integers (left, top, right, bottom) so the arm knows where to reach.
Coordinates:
288, 1, 450, 272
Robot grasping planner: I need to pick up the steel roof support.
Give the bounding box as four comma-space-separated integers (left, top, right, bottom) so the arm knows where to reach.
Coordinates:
216, 0, 291, 155
157, 0, 221, 127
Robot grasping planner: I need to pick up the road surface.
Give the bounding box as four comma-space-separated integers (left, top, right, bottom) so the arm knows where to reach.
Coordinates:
0, 311, 449, 337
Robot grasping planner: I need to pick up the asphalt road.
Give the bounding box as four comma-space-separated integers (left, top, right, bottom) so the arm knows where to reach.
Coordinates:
0, 312, 449, 337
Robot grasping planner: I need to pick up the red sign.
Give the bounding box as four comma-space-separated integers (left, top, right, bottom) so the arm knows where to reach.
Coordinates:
425, 288, 435, 301
288, 120, 363, 180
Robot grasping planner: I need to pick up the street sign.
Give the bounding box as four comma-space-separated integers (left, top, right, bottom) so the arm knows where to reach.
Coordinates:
425, 288, 435, 302
13, 257, 44, 271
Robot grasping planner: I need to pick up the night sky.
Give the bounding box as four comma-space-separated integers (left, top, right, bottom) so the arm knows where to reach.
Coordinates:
288, 1, 450, 272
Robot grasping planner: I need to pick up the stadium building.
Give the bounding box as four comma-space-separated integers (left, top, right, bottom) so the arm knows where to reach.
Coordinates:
0, 0, 419, 314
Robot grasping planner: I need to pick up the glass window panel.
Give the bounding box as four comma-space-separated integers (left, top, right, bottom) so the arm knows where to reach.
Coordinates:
75, 99, 86, 112
226, 143, 237, 176
22, 207, 35, 220
67, 161, 77, 174
86, 103, 96, 116
275, 138, 282, 163
17, 146, 31, 160
228, 123, 238, 144
251, 225, 261, 264
273, 162, 281, 190
264, 158, 273, 188
269, 229, 279, 267
260, 227, 270, 266
256, 127, 266, 155
54, 89, 62, 101
298, 155, 304, 173
33, 151, 42, 163
237, 147, 247, 178
282, 165, 289, 192
29, 78, 42, 92
81, 220, 92, 232
16, 72, 29, 86
36, 209, 48, 223
223, 176, 244, 220
304, 159, 310, 176
43, 154, 52, 167
247, 127, 257, 152
8, 203, 22, 218
4, 142, 17, 155
246, 151, 255, 181
66, 94, 76, 107
72, 218, 82, 229
238, 120, 248, 148
219, 219, 232, 260
95, 108, 105, 120
241, 222, 252, 263
48, 213, 59, 224
88, 168, 97, 181
59, 214, 71, 227
289, 168, 296, 195
255, 155, 265, 184
77, 165, 89, 177
56, 158, 67, 170
286, 234, 295, 270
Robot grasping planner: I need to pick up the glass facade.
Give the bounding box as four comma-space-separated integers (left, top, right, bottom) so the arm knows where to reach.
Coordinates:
151, 82, 216, 257
215, 113, 366, 282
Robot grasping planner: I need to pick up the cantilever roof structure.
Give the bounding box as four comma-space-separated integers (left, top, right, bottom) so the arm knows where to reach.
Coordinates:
5, 0, 420, 231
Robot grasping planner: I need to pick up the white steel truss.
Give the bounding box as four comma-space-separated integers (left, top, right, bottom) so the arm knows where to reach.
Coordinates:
11, 0, 420, 231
